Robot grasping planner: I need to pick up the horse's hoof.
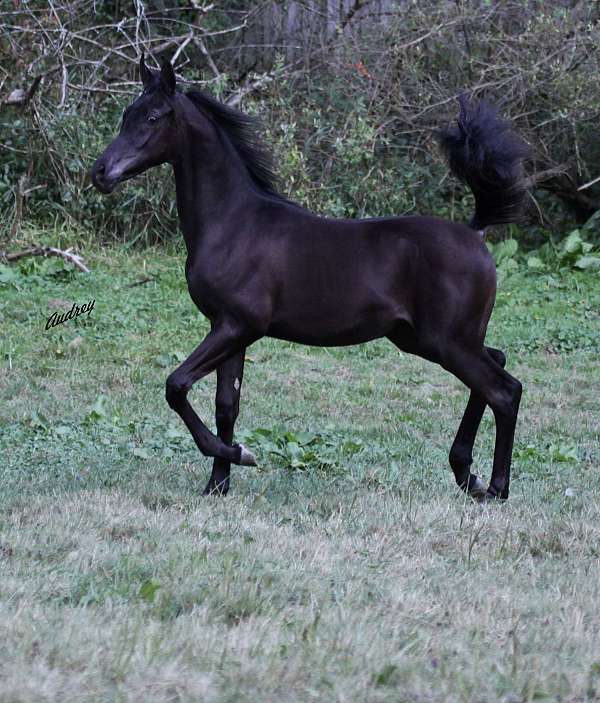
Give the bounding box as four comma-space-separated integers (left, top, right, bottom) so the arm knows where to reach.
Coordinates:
466, 474, 487, 500
237, 443, 257, 466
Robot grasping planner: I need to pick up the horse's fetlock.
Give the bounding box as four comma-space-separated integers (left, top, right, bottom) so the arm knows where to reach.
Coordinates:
449, 443, 472, 473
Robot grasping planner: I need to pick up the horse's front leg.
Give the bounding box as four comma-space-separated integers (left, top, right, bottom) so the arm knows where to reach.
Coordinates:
165, 323, 256, 468
203, 349, 246, 496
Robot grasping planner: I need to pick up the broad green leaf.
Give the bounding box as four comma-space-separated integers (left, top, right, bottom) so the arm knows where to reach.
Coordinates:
527, 256, 545, 271
295, 431, 317, 445
86, 395, 108, 423
574, 255, 600, 271
153, 353, 172, 368
551, 444, 578, 463
0, 264, 18, 284
562, 230, 582, 255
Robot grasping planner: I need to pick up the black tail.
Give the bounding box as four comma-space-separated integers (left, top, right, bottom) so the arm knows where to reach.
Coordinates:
439, 94, 528, 231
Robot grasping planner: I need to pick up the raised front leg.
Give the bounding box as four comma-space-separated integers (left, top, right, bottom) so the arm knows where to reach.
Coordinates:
204, 350, 246, 496
449, 347, 507, 499
165, 323, 257, 467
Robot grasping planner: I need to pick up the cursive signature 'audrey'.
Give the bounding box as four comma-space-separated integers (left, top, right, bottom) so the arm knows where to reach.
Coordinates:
45, 299, 95, 330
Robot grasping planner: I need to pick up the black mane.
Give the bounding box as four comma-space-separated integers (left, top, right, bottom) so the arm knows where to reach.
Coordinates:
185, 90, 284, 200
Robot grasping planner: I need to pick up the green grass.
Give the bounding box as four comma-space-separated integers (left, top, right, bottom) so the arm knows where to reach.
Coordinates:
1, 241, 599, 702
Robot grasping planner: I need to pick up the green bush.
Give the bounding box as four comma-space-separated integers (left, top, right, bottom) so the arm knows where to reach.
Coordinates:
1, 99, 177, 243
2, 1, 599, 245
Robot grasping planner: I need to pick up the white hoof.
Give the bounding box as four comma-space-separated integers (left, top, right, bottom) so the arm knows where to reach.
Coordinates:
238, 444, 257, 466
468, 475, 487, 498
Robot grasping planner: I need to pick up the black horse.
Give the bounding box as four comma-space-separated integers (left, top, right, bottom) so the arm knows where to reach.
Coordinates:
91, 56, 528, 500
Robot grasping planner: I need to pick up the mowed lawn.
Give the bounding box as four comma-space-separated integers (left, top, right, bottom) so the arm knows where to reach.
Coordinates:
1, 240, 599, 702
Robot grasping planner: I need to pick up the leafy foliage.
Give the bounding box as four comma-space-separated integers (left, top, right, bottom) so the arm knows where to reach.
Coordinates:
236, 427, 363, 473
487, 225, 600, 279
0, 256, 76, 287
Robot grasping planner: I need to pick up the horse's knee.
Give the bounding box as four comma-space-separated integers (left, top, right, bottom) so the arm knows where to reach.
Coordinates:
165, 372, 189, 410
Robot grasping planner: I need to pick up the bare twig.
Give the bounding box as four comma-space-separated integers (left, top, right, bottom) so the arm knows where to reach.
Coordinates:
58, 63, 68, 108
226, 71, 275, 107
195, 36, 221, 79
1, 246, 90, 273
578, 174, 600, 192
126, 276, 155, 287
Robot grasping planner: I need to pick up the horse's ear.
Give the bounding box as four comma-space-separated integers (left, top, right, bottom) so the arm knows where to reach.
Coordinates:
140, 52, 152, 88
160, 57, 176, 95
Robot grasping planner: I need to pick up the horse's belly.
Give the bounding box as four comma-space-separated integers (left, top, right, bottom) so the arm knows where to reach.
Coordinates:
266, 309, 409, 347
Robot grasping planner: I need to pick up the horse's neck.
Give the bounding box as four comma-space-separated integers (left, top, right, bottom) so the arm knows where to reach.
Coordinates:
172, 131, 255, 261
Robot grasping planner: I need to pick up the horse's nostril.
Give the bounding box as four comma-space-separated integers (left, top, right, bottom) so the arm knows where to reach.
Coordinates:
91, 160, 113, 193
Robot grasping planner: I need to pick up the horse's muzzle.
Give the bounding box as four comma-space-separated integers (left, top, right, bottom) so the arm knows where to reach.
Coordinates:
90, 158, 116, 194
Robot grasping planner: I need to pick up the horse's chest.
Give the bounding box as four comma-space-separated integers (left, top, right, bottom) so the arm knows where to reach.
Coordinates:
186, 275, 220, 319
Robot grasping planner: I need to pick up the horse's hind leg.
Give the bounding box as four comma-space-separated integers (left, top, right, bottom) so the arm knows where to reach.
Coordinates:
449, 347, 506, 498
443, 346, 521, 501
204, 350, 246, 496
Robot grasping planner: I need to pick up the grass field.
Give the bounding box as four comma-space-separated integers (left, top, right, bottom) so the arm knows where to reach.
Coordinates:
1, 239, 599, 702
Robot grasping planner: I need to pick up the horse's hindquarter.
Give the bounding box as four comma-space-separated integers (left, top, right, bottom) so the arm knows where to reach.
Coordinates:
405, 218, 497, 350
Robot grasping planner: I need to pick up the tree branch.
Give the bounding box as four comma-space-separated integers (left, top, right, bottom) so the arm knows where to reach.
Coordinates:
0, 246, 90, 273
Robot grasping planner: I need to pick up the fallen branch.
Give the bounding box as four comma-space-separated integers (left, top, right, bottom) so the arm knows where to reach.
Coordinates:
0, 245, 90, 273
